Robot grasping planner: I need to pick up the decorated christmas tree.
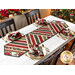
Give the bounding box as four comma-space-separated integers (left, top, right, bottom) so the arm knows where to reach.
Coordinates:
51, 9, 75, 24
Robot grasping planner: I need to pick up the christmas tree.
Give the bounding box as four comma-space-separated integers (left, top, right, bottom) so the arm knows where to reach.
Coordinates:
51, 9, 75, 24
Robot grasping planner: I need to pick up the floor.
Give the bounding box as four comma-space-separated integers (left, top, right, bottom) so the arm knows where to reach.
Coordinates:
56, 39, 75, 65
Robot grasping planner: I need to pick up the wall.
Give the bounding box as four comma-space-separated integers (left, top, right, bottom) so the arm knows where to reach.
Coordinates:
40, 9, 51, 18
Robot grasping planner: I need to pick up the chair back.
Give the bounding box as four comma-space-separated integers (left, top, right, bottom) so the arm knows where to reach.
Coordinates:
0, 18, 16, 38
25, 9, 41, 25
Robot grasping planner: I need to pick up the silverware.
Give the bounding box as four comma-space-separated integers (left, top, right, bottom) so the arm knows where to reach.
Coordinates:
57, 33, 66, 40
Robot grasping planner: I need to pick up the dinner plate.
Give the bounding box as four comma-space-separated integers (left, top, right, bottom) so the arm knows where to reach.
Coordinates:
60, 51, 73, 64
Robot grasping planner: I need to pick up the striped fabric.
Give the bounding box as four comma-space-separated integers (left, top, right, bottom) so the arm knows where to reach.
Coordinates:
4, 21, 68, 57
31, 25, 54, 36
4, 36, 29, 57
49, 21, 68, 34
26, 33, 51, 46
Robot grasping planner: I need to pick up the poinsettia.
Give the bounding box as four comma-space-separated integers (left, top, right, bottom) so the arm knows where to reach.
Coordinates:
0, 9, 28, 20
5, 52, 11, 55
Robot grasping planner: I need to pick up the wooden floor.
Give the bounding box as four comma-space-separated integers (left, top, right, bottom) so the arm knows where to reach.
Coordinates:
56, 39, 75, 65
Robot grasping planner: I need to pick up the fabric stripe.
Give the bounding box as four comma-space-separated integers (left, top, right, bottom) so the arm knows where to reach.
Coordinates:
10, 42, 27, 46
51, 23, 59, 33
30, 34, 37, 45
33, 34, 38, 45
52, 23, 60, 32
33, 30, 52, 34
50, 23, 57, 33
5, 46, 28, 51
32, 32, 51, 36
6, 44, 28, 49
26, 34, 32, 44
55, 23, 61, 31
58, 23, 63, 29
14, 40, 27, 43
5, 49, 26, 53
49, 24, 56, 34
34, 35, 40, 44
36, 29, 52, 32
48, 25, 54, 35
38, 35, 43, 43
43, 35, 47, 41
39, 27, 50, 30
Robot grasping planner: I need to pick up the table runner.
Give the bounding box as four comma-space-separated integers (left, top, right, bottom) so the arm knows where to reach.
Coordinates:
4, 21, 68, 57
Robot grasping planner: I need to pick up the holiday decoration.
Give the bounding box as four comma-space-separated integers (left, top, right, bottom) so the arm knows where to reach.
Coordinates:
4, 35, 29, 57
51, 9, 75, 24
36, 19, 48, 26
4, 20, 69, 57
8, 32, 22, 41
61, 29, 74, 36
27, 44, 49, 59
29, 45, 44, 56
0, 9, 28, 20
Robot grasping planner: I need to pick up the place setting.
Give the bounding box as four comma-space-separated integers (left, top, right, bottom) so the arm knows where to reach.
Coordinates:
25, 44, 50, 60
57, 29, 75, 40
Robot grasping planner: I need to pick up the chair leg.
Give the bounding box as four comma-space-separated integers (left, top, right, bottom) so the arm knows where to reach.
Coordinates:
53, 55, 60, 65
69, 39, 75, 51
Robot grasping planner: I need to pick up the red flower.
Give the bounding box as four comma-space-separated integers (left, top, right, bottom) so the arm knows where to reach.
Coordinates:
2, 13, 5, 17
5, 52, 11, 55
5, 10, 9, 14
1, 9, 6, 12
4, 13, 9, 17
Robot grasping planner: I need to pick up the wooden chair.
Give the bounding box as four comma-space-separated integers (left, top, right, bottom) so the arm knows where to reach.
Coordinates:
25, 9, 41, 25
0, 18, 16, 38
39, 47, 64, 65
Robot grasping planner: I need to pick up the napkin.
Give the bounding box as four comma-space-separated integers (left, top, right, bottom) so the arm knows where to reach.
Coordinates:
8, 32, 22, 41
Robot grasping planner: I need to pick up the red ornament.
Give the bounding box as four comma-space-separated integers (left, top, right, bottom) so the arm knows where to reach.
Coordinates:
59, 16, 62, 19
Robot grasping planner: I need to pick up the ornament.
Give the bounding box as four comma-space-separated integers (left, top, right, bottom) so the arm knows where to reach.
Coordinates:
59, 16, 62, 19
70, 19, 73, 21
70, 13, 74, 16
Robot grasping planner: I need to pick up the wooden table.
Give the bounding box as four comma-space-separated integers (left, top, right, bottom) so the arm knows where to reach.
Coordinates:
0, 15, 75, 65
